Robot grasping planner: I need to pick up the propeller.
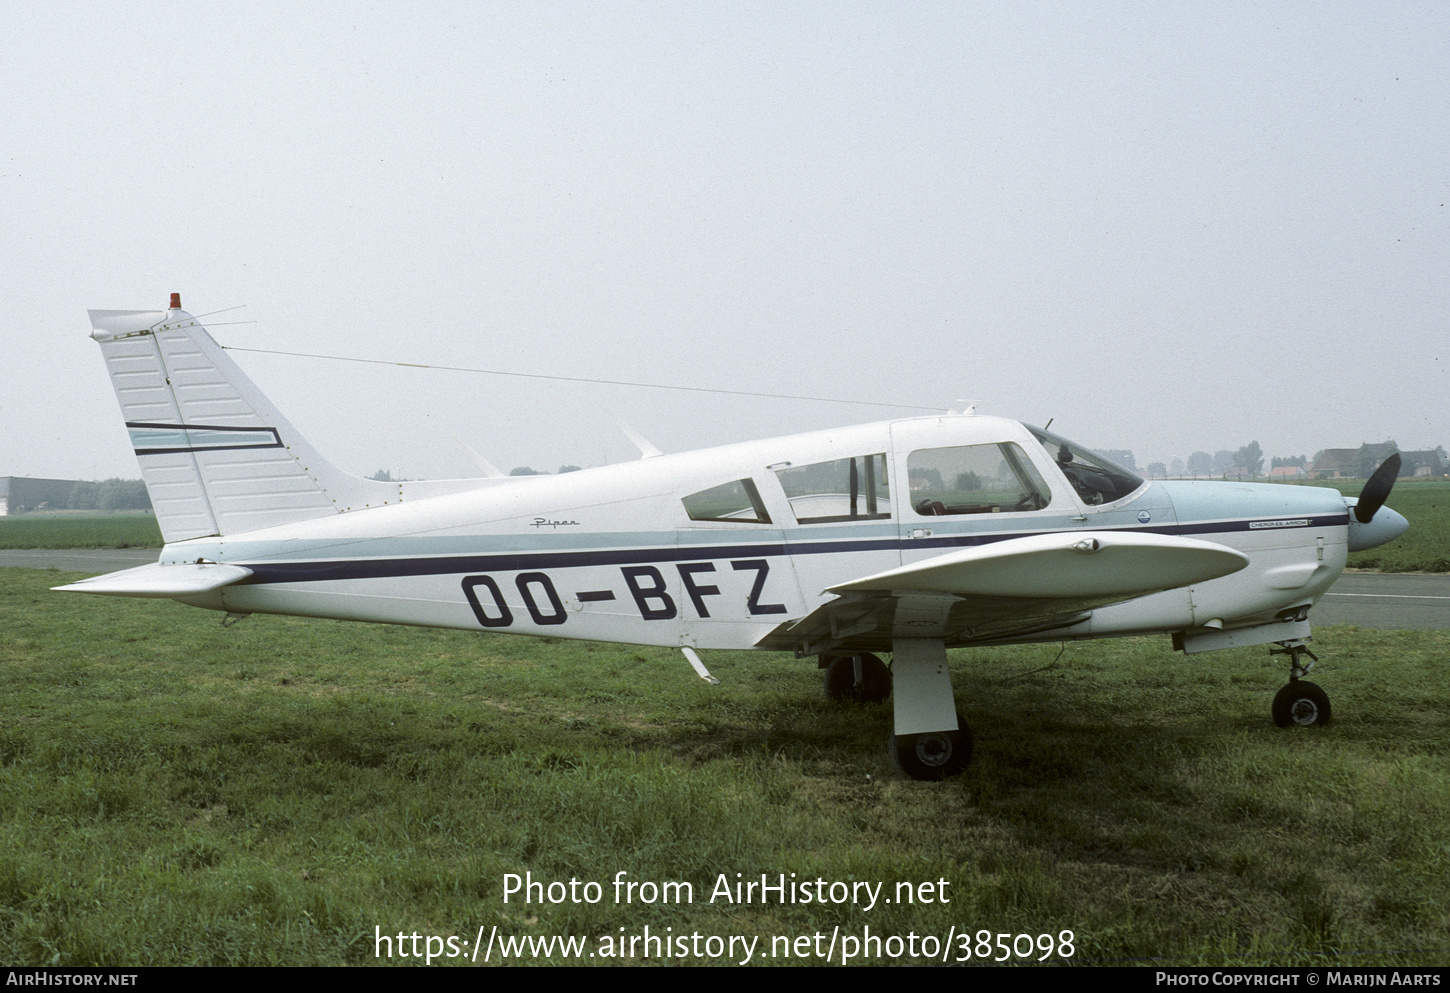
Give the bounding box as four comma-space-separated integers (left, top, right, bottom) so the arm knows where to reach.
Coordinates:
1354, 453, 1401, 524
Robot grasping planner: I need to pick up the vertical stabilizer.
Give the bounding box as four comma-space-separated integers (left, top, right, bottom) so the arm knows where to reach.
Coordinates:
89, 299, 399, 542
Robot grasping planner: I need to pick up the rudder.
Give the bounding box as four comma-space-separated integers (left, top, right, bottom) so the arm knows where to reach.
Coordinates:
89, 295, 398, 542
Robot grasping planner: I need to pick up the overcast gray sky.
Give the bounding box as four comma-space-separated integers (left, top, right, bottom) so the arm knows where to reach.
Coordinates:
3, 2, 1445, 481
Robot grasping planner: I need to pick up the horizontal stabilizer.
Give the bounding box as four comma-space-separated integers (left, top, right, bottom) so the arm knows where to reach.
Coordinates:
53, 562, 253, 599
829, 531, 1248, 599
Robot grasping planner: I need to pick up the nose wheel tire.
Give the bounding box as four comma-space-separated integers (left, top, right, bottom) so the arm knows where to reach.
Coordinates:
1272, 680, 1331, 727
891, 716, 973, 780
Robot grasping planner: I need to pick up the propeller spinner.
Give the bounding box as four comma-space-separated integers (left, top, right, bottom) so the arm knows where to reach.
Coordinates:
1344, 453, 1409, 552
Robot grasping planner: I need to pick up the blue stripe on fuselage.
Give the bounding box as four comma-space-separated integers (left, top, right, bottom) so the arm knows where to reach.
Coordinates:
227, 513, 1349, 585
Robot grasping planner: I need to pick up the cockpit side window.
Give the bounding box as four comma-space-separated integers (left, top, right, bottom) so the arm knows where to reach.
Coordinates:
1027, 426, 1144, 505
908, 443, 1052, 516
682, 478, 772, 523
775, 454, 891, 524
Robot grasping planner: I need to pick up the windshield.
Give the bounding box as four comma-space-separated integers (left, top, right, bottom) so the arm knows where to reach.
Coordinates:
1027, 426, 1145, 505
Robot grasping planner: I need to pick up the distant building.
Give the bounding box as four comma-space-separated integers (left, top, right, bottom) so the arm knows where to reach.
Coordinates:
1401, 450, 1447, 478
1269, 466, 1307, 480
1359, 442, 1400, 473
0, 477, 80, 515
1310, 449, 1357, 479
1310, 442, 1438, 479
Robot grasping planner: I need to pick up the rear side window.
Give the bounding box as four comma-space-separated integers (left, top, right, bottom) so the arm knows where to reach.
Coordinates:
776, 454, 891, 524
682, 478, 772, 523
908, 443, 1052, 516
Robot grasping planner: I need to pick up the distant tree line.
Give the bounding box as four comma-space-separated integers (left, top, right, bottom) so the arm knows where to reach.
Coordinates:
1143, 440, 1445, 480
371, 465, 586, 481
1145, 443, 1265, 479
67, 479, 151, 511
509, 466, 583, 476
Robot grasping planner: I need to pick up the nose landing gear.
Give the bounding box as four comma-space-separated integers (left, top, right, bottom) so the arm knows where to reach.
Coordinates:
1270, 640, 1331, 727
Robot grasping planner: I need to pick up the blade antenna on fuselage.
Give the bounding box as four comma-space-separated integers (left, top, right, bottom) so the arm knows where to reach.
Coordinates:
611, 414, 663, 459
453, 436, 506, 478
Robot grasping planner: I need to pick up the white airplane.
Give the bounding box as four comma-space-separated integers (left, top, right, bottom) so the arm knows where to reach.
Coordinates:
58, 295, 1410, 779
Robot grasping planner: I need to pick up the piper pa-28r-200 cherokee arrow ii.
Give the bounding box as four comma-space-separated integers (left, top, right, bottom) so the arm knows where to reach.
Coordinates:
59, 295, 1410, 779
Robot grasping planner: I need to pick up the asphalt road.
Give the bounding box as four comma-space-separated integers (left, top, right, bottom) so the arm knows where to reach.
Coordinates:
0, 548, 159, 572
1312, 572, 1450, 630
2, 550, 1447, 629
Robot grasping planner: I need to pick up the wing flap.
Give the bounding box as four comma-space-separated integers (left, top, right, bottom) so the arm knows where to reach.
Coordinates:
53, 562, 254, 599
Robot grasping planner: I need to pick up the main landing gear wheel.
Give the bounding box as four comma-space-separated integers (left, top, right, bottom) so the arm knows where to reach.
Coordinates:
823, 653, 891, 703
891, 716, 973, 780
1272, 681, 1331, 727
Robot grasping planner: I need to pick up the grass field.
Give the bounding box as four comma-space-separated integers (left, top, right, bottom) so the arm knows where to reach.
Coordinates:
1, 570, 1446, 966
1311, 479, 1450, 573
0, 512, 162, 550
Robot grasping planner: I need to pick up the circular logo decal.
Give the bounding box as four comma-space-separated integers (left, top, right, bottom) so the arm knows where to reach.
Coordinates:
1137, 511, 1152, 524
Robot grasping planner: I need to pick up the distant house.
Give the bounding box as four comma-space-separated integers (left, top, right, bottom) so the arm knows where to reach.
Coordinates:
1269, 466, 1307, 480
1310, 442, 1425, 479
0, 477, 80, 515
1311, 450, 1357, 479
1402, 450, 1447, 478
1222, 466, 1251, 480
1360, 442, 1400, 473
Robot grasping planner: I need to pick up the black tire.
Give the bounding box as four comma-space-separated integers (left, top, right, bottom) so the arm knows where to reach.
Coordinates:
890, 717, 973, 780
1272, 680, 1331, 727
823, 653, 891, 703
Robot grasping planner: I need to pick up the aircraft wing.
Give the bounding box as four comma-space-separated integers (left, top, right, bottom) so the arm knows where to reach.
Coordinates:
52, 562, 254, 599
756, 530, 1248, 655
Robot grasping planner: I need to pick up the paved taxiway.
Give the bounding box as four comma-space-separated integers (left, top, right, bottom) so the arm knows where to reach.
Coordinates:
0, 548, 159, 572
1, 550, 1446, 630
1312, 572, 1450, 630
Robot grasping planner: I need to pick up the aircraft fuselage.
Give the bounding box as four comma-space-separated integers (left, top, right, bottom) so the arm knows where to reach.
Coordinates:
153, 415, 1359, 655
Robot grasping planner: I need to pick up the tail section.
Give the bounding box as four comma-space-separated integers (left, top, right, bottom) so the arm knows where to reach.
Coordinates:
89, 295, 399, 542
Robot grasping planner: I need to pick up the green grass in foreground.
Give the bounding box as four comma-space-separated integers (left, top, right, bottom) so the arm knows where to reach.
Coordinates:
1, 570, 1447, 966
0, 512, 162, 550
